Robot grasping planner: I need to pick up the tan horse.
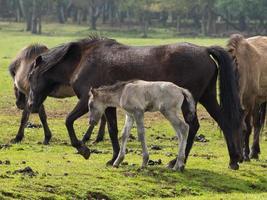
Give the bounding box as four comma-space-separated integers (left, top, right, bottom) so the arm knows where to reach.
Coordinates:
9, 44, 105, 144
227, 34, 267, 160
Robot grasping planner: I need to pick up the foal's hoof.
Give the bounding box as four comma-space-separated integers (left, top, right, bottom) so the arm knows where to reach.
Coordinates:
77, 145, 91, 160
229, 162, 239, 170
10, 137, 22, 144
177, 166, 185, 172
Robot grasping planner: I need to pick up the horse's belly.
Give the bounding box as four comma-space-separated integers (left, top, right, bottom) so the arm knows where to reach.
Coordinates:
49, 85, 75, 98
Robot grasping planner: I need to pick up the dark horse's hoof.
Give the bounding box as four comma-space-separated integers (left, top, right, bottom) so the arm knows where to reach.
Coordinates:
229, 162, 239, 170
167, 158, 177, 169
243, 155, 250, 162
10, 137, 22, 144
106, 157, 117, 166
42, 140, 50, 145
77, 145, 91, 160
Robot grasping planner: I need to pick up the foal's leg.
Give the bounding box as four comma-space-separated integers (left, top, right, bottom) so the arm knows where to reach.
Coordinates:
38, 105, 52, 145
113, 114, 134, 167
134, 111, 149, 168
163, 110, 189, 172
167, 105, 199, 169
10, 107, 30, 143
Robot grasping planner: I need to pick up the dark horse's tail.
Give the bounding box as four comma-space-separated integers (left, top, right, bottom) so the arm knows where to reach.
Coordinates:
207, 46, 241, 130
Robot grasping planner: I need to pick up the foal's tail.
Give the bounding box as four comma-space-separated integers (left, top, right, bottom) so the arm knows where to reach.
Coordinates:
181, 88, 196, 122
207, 46, 242, 130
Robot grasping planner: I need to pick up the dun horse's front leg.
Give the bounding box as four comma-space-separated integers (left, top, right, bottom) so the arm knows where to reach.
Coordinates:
113, 114, 134, 167
10, 107, 30, 143
38, 105, 52, 145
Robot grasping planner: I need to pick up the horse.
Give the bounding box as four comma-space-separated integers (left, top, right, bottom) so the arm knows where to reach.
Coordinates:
9, 44, 106, 144
88, 80, 196, 172
227, 34, 267, 160
26, 35, 242, 169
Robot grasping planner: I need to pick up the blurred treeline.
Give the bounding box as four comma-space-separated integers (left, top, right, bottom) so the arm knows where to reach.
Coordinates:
0, 0, 266, 37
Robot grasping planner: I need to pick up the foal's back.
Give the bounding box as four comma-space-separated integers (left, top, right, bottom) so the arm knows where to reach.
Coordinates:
120, 80, 185, 112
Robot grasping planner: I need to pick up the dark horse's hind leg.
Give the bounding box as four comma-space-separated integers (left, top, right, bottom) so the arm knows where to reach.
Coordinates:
38, 105, 52, 145
200, 93, 242, 170
82, 115, 106, 143
105, 107, 120, 166
65, 98, 91, 159
10, 107, 30, 143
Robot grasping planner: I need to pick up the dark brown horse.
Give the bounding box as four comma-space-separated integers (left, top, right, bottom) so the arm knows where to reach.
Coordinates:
9, 44, 106, 144
27, 36, 242, 169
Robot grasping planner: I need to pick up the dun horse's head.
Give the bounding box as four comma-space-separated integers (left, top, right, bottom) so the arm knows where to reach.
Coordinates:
27, 56, 55, 113
27, 43, 81, 113
14, 85, 26, 110
88, 89, 107, 126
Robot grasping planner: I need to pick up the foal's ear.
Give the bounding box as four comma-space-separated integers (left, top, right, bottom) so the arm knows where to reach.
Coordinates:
89, 87, 98, 97
91, 88, 98, 97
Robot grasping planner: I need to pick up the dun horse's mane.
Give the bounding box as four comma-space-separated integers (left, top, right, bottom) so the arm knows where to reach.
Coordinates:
9, 44, 48, 78
96, 80, 138, 92
227, 34, 245, 52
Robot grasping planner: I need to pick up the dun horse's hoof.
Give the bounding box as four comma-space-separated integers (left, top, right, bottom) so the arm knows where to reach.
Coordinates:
229, 162, 239, 170
10, 137, 22, 144
77, 145, 91, 160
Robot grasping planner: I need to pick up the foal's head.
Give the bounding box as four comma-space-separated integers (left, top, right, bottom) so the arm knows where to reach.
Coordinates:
88, 89, 107, 126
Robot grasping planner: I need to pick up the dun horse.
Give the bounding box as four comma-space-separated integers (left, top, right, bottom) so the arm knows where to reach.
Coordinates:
88, 80, 195, 171
9, 44, 106, 144
27, 36, 242, 169
227, 34, 267, 160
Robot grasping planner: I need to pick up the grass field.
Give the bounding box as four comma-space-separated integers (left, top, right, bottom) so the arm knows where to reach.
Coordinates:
0, 22, 266, 200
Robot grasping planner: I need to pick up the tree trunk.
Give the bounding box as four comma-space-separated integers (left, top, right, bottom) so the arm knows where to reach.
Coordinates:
57, 1, 65, 24
31, 0, 37, 34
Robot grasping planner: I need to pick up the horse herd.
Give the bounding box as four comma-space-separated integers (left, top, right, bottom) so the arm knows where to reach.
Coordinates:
8, 34, 267, 171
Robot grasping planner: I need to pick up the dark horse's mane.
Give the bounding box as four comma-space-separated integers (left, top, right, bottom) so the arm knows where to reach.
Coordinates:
9, 44, 48, 78
36, 34, 117, 75
96, 80, 137, 92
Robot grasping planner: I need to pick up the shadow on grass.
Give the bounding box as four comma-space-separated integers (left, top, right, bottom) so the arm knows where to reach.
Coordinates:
122, 166, 267, 197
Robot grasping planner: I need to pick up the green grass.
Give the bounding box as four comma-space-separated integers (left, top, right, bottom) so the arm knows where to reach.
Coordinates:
0, 22, 267, 200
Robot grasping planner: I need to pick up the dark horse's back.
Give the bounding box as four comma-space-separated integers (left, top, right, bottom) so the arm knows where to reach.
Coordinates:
80, 41, 217, 102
